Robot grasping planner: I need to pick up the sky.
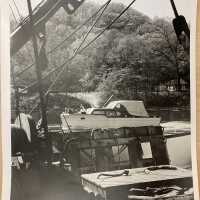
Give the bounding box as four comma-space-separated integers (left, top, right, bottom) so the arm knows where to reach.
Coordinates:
92, 0, 191, 20
9, 0, 191, 22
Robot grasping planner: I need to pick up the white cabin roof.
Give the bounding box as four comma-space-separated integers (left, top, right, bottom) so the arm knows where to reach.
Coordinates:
106, 100, 149, 117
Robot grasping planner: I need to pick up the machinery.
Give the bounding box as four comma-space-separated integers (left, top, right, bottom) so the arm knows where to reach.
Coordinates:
10, 0, 85, 56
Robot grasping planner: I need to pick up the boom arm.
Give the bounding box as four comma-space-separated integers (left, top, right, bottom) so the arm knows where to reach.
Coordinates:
10, 0, 85, 56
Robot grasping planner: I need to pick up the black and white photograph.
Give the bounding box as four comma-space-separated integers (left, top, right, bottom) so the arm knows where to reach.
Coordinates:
3, 0, 199, 199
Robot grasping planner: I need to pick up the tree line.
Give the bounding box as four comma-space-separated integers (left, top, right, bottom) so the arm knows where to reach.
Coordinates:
11, 1, 190, 109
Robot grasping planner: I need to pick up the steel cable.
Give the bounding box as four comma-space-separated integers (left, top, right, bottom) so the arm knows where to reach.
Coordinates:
28, 0, 137, 113
12, 0, 22, 19
15, 0, 111, 77
25, 0, 136, 93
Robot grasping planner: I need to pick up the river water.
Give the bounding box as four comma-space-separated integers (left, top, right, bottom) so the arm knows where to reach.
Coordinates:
148, 107, 191, 168
147, 107, 190, 122
113, 107, 191, 169
167, 134, 191, 168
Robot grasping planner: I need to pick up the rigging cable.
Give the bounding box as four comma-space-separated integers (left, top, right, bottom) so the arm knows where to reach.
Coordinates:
21, 0, 111, 93
9, 3, 18, 24
15, 0, 111, 77
28, 0, 137, 113
16, 0, 47, 28
27, 0, 111, 114
10, 3, 35, 75
47, 0, 110, 55
12, 0, 23, 20
73, 0, 111, 54
9, 3, 28, 58
10, 1, 35, 62
24, 0, 137, 93
45, 0, 111, 95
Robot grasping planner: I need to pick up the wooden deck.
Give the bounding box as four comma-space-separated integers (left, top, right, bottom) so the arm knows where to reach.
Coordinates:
81, 166, 193, 200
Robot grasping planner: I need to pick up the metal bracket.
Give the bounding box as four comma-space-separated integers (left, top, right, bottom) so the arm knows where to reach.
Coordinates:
62, 0, 85, 14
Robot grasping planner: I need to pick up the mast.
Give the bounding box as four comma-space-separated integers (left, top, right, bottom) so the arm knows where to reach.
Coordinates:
27, 0, 51, 159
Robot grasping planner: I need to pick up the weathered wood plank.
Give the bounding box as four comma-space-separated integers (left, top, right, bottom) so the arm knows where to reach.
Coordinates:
95, 147, 114, 172
81, 167, 192, 189
128, 140, 143, 168
81, 167, 193, 200
150, 137, 170, 165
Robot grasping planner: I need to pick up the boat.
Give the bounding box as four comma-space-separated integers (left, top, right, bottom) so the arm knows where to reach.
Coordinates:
60, 100, 161, 132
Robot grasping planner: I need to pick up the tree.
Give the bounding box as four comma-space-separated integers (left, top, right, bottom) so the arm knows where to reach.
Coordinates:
10, 2, 190, 112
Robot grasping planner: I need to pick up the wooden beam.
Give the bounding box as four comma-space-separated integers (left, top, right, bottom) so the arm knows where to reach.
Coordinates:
77, 138, 136, 149
27, 0, 51, 159
128, 140, 143, 168
95, 146, 114, 171
150, 136, 170, 165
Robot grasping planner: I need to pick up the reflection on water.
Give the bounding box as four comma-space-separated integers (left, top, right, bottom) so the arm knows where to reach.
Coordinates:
147, 107, 190, 122
114, 108, 191, 169
167, 135, 191, 168
113, 135, 191, 169
149, 107, 191, 168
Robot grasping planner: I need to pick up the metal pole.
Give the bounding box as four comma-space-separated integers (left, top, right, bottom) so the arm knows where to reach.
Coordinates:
14, 86, 23, 128
27, 0, 51, 158
170, 0, 179, 18
11, 65, 19, 117
11, 65, 22, 126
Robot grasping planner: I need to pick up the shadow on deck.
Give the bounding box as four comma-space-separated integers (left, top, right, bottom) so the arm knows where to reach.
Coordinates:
11, 167, 90, 200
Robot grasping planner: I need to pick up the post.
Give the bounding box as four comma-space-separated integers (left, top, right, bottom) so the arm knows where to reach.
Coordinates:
95, 146, 114, 171
11, 65, 20, 118
27, 0, 51, 159
170, 0, 179, 18
149, 127, 170, 165
69, 143, 81, 177
128, 140, 143, 168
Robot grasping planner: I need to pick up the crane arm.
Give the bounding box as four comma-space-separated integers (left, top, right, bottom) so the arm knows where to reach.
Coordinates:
10, 0, 85, 56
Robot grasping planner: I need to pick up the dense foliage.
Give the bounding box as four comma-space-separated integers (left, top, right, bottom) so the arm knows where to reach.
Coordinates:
11, 1, 190, 112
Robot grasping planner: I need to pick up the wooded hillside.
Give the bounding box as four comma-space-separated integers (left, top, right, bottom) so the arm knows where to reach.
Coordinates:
11, 1, 190, 110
